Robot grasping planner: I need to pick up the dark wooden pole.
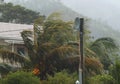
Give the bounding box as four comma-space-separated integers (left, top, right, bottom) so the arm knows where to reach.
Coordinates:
79, 18, 84, 84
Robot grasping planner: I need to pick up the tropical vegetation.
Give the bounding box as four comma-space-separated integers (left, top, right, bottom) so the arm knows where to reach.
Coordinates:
0, 71, 40, 84
0, 3, 119, 84
0, 3, 44, 24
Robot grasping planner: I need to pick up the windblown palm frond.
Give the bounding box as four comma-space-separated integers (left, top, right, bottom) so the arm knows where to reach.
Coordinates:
0, 63, 12, 77
0, 49, 27, 66
21, 30, 35, 65
59, 56, 103, 76
0, 63, 20, 77
85, 48, 97, 57
85, 57, 103, 76
47, 45, 78, 60
0, 63, 12, 72
21, 30, 34, 49
89, 37, 118, 69
90, 37, 118, 53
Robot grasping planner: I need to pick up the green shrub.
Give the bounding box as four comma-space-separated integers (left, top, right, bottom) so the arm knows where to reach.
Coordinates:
0, 71, 40, 84
42, 70, 78, 84
89, 74, 115, 84
109, 61, 120, 84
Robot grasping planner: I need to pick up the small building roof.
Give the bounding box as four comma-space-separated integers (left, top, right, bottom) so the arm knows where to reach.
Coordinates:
0, 22, 33, 44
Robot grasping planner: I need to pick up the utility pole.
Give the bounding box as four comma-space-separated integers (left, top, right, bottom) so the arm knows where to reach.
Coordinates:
74, 17, 84, 84
79, 18, 84, 84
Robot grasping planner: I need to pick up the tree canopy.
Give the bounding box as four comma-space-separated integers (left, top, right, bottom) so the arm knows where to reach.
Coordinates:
0, 3, 44, 24
18, 13, 78, 79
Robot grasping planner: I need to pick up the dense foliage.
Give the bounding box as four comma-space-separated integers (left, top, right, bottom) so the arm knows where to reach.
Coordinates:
109, 60, 120, 84
89, 74, 115, 84
42, 70, 77, 84
0, 71, 40, 84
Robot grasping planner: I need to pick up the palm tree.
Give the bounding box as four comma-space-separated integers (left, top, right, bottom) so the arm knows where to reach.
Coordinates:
21, 19, 77, 80
89, 37, 118, 69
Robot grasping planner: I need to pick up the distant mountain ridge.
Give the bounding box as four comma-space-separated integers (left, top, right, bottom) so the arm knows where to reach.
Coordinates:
4, 0, 120, 45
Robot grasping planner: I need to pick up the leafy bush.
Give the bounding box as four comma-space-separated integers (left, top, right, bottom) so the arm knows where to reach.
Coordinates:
0, 71, 40, 84
109, 60, 120, 84
42, 70, 78, 84
89, 74, 115, 84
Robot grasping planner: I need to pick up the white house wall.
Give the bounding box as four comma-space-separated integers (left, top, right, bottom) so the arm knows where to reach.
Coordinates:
0, 22, 33, 40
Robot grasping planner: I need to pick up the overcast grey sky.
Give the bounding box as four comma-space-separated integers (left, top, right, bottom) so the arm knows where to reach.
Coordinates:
61, 0, 120, 18
61, 0, 120, 30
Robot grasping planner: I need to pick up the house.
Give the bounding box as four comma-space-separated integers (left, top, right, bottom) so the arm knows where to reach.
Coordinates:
0, 22, 33, 56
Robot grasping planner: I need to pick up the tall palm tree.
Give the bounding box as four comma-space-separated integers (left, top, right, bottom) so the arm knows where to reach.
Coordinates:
21, 19, 77, 80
